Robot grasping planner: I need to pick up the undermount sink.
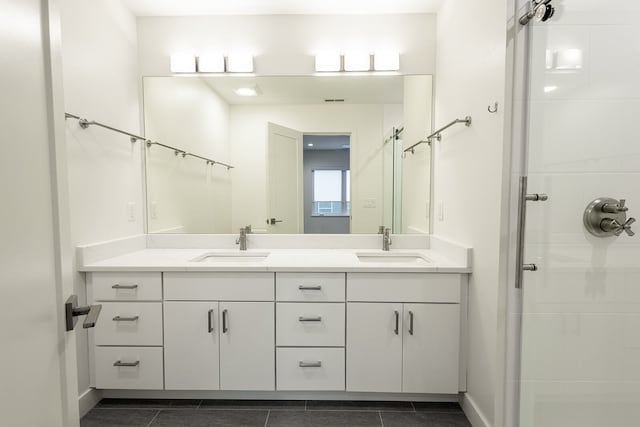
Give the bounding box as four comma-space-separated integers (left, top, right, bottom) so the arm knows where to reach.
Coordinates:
191, 252, 270, 263
356, 252, 431, 264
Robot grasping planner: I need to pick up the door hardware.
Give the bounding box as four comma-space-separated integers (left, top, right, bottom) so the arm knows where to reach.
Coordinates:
65, 295, 102, 331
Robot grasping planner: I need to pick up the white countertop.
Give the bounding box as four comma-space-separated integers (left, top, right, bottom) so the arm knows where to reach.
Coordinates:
78, 248, 471, 273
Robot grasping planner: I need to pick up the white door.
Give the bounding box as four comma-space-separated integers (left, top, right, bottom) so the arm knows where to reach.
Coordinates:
266, 122, 303, 233
0, 1, 78, 425
402, 304, 460, 394
219, 302, 275, 390
164, 302, 220, 390
346, 303, 403, 392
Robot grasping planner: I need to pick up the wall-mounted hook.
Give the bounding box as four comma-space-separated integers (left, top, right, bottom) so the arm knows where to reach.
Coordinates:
488, 102, 499, 114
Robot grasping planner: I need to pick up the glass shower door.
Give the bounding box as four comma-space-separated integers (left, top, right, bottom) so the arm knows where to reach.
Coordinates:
519, 1, 640, 426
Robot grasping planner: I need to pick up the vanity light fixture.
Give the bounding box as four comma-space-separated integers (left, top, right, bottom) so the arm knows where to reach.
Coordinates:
227, 53, 254, 73
344, 51, 371, 72
170, 53, 196, 73
315, 52, 342, 72
374, 51, 400, 71
198, 53, 225, 73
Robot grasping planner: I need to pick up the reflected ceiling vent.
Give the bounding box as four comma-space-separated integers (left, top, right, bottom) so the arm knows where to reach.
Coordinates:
324, 98, 345, 103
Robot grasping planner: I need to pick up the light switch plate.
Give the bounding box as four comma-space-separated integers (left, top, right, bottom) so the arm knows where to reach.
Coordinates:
364, 199, 376, 208
150, 201, 158, 219
127, 202, 135, 222
438, 201, 444, 221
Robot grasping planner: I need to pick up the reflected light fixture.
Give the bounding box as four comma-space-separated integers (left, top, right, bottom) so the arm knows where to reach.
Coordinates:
170, 53, 196, 73
307, 143, 314, 147
198, 53, 225, 73
227, 53, 254, 73
555, 49, 583, 70
544, 85, 558, 93
344, 51, 371, 72
374, 51, 400, 71
234, 86, 260, 97
315, 52, 341, 72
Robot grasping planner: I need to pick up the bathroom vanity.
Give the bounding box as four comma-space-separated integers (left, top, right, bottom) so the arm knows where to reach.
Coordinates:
79, 234, 471, 401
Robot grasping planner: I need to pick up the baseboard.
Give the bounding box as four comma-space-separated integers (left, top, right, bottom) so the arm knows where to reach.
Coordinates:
78, 388, 103, 418
461, 393, 491, 427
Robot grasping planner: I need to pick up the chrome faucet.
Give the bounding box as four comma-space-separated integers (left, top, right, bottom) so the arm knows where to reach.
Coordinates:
236, 227, 248, 251
382, 227, 392, 251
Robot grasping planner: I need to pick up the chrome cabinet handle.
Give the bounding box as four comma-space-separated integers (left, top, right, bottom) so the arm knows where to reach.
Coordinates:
222, 309, 228, 333
299, 361, 322, 368
394, 310, 399, 335
112, 315, 139, 322
298, 316, 322, 322
111, 284, 138, 290
113, 360, 140, 367
408, 311, 414, 335
208, 309, 214, 333
298, 285, 322, 291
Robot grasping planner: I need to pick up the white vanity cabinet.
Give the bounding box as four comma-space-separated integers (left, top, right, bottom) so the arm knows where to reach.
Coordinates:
86, 269, 466, 397
346, 273, 463, 394
163, 273, 275, 391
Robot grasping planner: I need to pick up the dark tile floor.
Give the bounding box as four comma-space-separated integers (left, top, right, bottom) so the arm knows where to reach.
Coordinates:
82, 399, 472, 426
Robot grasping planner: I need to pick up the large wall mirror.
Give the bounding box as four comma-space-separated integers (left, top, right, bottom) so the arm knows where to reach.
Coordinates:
143, 75, 432, 234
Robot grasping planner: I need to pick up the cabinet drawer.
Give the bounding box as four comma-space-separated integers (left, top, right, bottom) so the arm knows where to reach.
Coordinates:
276, 303, 345, 347
94, 346, 163, 390
94, 302, 163, 346
276, 273, 345, 302
347, 273, 462, 303
91, 272, 161, 301
277, 348, 345, 391
164, 272, 273, 301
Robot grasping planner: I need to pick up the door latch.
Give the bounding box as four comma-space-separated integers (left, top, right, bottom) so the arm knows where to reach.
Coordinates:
65, 295, 102, 331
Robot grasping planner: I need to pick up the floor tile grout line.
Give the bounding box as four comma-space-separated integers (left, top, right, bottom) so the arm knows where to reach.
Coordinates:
145, 409, 161, 427
379, 410, 385, 427
264, 409, 270, 427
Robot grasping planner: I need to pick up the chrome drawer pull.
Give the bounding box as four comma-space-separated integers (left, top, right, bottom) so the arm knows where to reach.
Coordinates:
112, 284, 138, 290
112, 315, 139, 322
299, 361, 322, 368
113, 360, 140, 367
298, 285, 322, 291
298, 316, 322, 322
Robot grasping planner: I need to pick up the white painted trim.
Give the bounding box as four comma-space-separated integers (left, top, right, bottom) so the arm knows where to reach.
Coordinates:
102, 389, 459, 402
78, 388, 103, 418
462, 393, 492, 427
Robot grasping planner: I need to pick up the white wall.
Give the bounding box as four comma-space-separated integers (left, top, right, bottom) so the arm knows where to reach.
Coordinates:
229, 104, 390, 233
136, 14, 436, 76
402, 75, 433, 233
432, 1, 508, 426
143, 77, 232, 233
60, 0, 142, 407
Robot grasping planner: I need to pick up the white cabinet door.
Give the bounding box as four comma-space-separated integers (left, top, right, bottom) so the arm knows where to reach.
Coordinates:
219, 302, 275, 390
164, 302, 220, 390
402, 303, 460, 394
346, 303, 403, 392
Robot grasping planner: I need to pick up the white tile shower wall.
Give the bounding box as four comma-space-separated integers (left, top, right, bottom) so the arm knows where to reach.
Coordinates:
143, 77, 232, 234
60, 0, 142, 401
432, 0, 509, 426
135, 14, 437, 76
518, 2, 640, 426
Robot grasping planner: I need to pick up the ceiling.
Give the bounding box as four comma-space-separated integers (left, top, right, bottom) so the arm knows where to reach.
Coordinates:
122, 0, 443, 16
197, 75, 405, 105
303, 134, 351, 151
